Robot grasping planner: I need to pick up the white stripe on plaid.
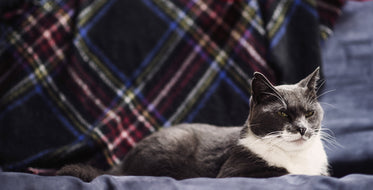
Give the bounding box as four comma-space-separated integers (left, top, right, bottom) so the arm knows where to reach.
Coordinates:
266, 0, 289, 38
153, 0, 266, 124
151, 46, 198, 108
3, 7, 93, 132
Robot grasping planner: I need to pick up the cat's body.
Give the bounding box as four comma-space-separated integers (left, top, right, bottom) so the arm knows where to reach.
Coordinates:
58, 67, 329, 181
113, 124, 242, 179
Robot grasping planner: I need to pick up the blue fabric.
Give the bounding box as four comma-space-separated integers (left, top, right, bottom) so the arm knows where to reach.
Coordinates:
321, 0, 373, 177
0, 172, 373, 190
1, 1, 373, 189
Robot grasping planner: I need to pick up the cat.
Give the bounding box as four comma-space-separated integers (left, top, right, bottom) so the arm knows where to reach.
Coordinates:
57, 67, 329, 181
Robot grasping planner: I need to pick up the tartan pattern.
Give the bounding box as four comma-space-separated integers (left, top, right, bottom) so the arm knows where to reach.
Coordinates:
0, 0, 345, 171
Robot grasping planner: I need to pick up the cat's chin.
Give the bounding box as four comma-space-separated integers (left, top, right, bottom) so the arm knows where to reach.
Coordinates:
289, 138, 307, 144
282, 137, 314, 151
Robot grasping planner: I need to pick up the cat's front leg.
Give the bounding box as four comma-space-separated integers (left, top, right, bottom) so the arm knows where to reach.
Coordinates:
217, 148, 289, 178
57, 164, 102, 182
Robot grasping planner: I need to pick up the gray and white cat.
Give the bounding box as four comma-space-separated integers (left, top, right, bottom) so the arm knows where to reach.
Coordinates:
58, 67, 329, 181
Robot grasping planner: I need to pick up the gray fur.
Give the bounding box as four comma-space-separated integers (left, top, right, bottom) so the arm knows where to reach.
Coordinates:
113, 124, 241, 179
57, 67, 327, 181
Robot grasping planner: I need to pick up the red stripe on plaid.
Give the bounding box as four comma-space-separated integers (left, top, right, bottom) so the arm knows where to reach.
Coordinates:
158, 50, 206, 114
145, 41, 193, 101
71, 57, 113, 107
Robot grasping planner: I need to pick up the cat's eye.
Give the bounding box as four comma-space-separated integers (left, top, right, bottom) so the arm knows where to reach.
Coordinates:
277, 111, 288, 118
305, 111, 314, 118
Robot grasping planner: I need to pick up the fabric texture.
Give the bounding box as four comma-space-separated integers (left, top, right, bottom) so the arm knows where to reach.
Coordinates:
1, 0, 343, 173
1, 172, 373, 190
321, 0, 373, 177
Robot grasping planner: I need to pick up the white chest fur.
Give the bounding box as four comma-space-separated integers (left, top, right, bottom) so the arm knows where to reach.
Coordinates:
238, 133, 329, 175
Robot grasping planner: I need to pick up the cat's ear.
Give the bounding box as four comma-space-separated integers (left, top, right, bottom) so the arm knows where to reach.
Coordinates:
251, 72, 279, 104
298, 67, 320, 93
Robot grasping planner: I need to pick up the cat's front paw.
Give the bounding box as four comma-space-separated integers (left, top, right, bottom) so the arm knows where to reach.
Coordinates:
57, 164, 101, 182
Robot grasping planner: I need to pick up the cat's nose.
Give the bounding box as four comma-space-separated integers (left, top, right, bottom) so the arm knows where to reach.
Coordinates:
297, 126, 307, 136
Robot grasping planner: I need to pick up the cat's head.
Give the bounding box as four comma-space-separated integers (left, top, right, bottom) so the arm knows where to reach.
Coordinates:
245, 67, 323, 151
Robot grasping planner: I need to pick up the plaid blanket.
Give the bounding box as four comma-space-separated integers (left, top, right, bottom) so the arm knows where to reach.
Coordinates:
0, 0, 345, 172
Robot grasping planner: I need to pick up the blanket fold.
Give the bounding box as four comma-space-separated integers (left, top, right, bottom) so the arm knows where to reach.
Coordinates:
0, 0, 344, 172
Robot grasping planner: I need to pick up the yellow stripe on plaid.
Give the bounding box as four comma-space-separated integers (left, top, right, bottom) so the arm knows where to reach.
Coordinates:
152, 0, 266, 123
267, 0, 292, 39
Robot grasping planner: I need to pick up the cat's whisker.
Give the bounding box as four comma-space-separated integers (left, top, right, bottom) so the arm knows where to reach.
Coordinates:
248, 131, 284, 148
261, 131, 283, 140
317, 127, 342, 149
321, 137, 341, 150
306, 96, 315, 105
306, 80, 326, 104
319, 127, 335, 134
319, 102, 337, 109
317, 89, 336, 99
316, 79, 326, 94
264, 131, 283, 136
